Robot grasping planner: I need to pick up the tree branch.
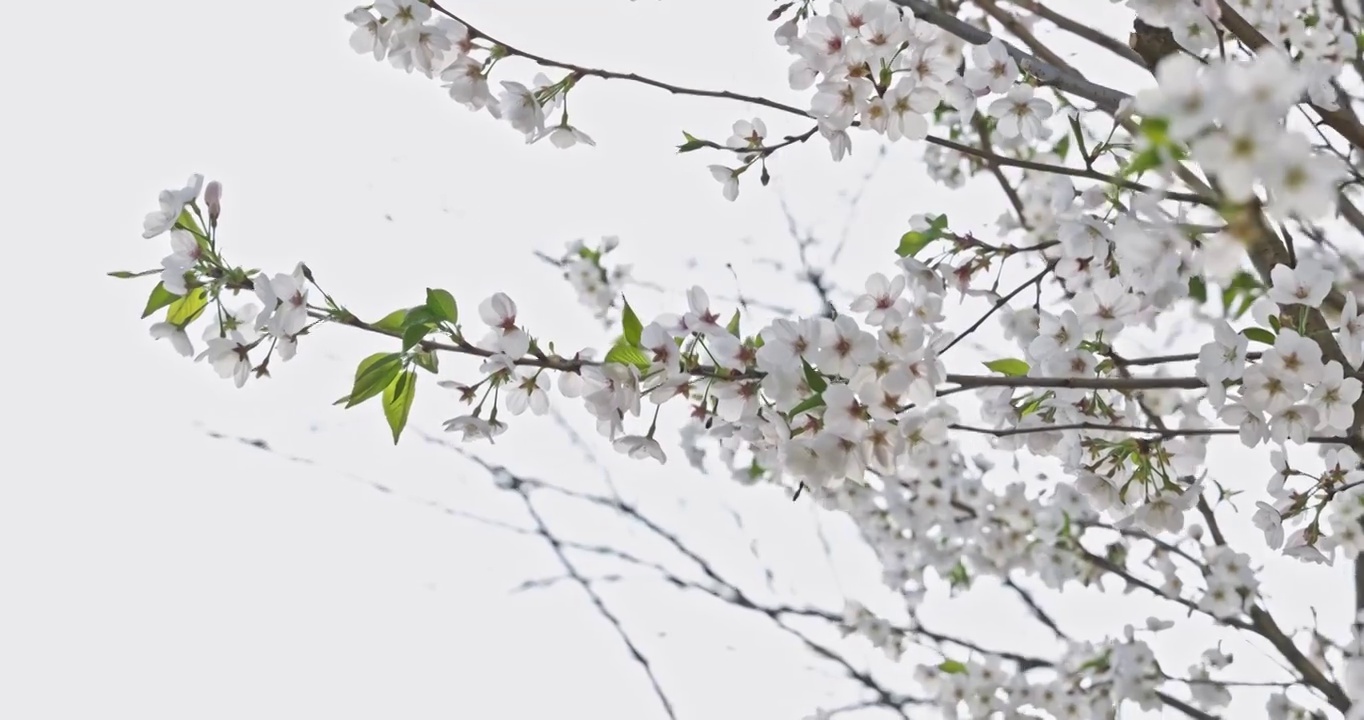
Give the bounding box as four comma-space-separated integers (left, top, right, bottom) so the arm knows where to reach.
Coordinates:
891, 0, 1128, 112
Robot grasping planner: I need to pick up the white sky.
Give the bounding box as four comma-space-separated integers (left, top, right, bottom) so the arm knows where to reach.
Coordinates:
1, 1, 1358, 718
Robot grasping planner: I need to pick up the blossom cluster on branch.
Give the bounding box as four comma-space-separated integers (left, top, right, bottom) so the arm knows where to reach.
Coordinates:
114, 0, 1364, 717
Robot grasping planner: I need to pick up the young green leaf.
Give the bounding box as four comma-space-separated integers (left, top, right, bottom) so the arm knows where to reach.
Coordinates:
1118, 117, 1187, 178
983, 358, 1029, 376
1051, 133, 1070, 160
937, 660, 967, 675
895, 213, 949, 257
801, 359, 828, 393
374, 308, 414, 334
425, 288, 458, 324
347, 353, 404, 408
108, 269, 161, 279
174, 207, 204, 238
413, 350, 439, 374
402, 306, 440, 330
621, 297, 643, 347
604, 339, 651, 371
1241, 327, 1276, 345
787, 392, 825, 418
141, 282, 181, 319
402, 322, 430, 352
677, 131, 707, 153
382, 369, 417, 444
1187, 275, 1207, 304
947, 561, 970, 588
165, 287, 210, 327
727, 309, 741, 337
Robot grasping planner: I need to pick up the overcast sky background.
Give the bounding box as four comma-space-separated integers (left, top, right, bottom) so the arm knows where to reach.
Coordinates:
1, 1, 1357, 718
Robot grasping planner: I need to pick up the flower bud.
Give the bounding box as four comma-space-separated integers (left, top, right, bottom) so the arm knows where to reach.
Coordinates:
205, 180, 223, 225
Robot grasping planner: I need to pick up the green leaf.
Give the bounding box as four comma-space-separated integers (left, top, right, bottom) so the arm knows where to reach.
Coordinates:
1119, 147, 1165, 178
141, 282, 180, 319
174, 207, 204, 237
346, 352, 404, 408
413, 350, 439, 374
1187, 275, 1207, 304
402, 322, 430, 352
165, 287, 209, 327
382, 370, 417, 444
604, 339, 651, 371
937, 660, 967, 675
1220, 270, 1262, 319
983, 358, 1029, 376
895, 213, 949, 257
788, 392, 825, 418
1068, 114, 1091, 162
374, 308, 412, 334
677, 131, 707, 153
621, 297, 643, 347
726, 309, 741, 337
1016, 393, 1048, 418
108, 269, 160, 279
947, 561, 970, 589
403, 306, 440, 330
425, 288, 458, 324
801, 358, 828, 394
1119, 117, 1188, 178
1051, 133, 1070, 160
1140, 116, 1171, 145
1242, 327, 1276, 345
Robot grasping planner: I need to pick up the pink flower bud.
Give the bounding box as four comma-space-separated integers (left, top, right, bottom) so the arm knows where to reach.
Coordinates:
205, 181, 222, 225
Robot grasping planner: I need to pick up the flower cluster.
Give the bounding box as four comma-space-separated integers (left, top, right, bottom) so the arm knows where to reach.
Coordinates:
119, 0, 1364, 715
545, 236, 631, 321
142, 176, 309, 388
1136, 50, 1346, 221
346, 1, 595, 146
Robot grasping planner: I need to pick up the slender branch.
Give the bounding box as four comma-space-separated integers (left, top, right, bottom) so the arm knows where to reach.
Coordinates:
429, 0, 810, 119
1075, 546, 1252, 631
972, 114, 1028, 225
306, 307, 1225, 394
1113, 351, 1263, 367
1214, 1, 1364, 153
426, 0, 1214, 208
514, 488, 680, 720
891, 0, 1128, 112
1002, 576, 1066, 638
1003, 0, 1146, 66
939, 264, 1052, 355
950, 421, 1346, 444
926, 135, 1214, 205
909, 620, 1053, 671
943, 372, 1205, 390
1156, 691, 1221, 720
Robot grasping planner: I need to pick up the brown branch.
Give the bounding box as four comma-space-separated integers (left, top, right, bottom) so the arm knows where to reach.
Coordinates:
891, 0, 1128, 112
943, 373, 1205, 390
425, 0, 1213, 208
1215, 1, 1364, 153
1156, 691, 1221, 720
972, 113, 1029, 225
951, 421, 1346, 444
1004, 0, 1146, 66
513, 487, 680, 720
925, 135, 1214, 205
938, 264, 1052, 355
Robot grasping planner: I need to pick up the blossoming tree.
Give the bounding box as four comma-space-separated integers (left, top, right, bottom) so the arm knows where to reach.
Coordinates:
115, 0, 1364, 717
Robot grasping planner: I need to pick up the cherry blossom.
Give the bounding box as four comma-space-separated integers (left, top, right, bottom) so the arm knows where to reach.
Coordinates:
118, 2, 1364, 715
